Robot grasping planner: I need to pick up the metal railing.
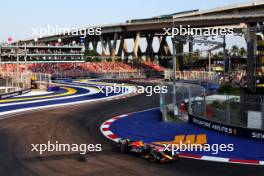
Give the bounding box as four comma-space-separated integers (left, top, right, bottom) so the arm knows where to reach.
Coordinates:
0, 72, 51, 94
52, 70, 145, 79
160, 82, 205, 121
0, 72, 31, 94
160, 81, 264, 130
190, 94, 264, 130
164, 70, 219, 83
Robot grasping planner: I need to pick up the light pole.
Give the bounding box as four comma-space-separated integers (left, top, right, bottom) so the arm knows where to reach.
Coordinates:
223, 35, 227, 76
58, 38, 62, 61
0, 43, 2, 73
208, 50, 211, 73
172, 32, 178, 116
16, 44, 19, 76
34, 38, 38, 44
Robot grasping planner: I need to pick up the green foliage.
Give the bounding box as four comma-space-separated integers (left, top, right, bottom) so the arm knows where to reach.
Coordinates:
210, 100, 223, 109
218, 85, 240, 95
211, 45, 246, 59
210, 99, 239, 111
84, 50, 99, 56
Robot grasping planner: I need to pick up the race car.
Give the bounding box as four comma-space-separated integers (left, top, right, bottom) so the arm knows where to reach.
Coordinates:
115, 138, 178, 163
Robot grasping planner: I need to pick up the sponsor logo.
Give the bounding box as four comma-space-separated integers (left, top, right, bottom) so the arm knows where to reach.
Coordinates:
157, 134, 234, 155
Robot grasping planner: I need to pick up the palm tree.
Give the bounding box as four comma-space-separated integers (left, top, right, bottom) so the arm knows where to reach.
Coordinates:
217, 51, 224, 59
239, 47, 247, 58
230, 45, 239, 57
193, 49, 200, 61
212, 52, 218, 59
182, 53, 189, 64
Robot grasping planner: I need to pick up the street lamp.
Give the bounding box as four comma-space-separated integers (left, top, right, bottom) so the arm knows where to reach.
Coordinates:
0, 43, 2, 72
171, 20, 178, 116
58, 38, 62, 44
34, 37, 38, 58
58, 38, 62, 61
208, 50, 212, 73
16, 43, 19, 76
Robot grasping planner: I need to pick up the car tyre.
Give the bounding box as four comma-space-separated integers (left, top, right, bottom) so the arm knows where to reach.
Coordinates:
148, 151, 159, 163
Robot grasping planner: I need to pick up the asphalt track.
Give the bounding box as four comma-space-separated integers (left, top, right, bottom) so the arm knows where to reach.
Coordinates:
0, 82, 263, 175
0, 80, 135, 117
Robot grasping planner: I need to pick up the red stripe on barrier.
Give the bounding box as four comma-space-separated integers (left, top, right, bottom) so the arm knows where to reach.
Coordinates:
104, 122, 112, 125
102, 128, 110, 131
178, 153, 203, 159
112, 117, 120, 120
108, 134, 118, 139
229, 159, 260, 165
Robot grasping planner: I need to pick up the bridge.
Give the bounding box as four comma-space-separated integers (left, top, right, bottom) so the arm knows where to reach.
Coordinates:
23, 2, 264, 87
24, 1, 263, 58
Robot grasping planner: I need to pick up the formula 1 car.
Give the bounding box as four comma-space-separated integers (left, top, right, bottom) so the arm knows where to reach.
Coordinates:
115, 138, 178, 163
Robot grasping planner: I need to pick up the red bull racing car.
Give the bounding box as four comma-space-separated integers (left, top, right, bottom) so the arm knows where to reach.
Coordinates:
115, 138, 178, 163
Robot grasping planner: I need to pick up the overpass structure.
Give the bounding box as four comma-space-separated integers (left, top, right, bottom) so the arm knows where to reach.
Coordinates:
22, 1, 264, 87
24, 1, 263, 56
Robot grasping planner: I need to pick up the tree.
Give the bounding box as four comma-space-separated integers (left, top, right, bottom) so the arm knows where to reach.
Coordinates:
217, 51, 224, 59
181, 53, 190, 64
239, 47, 246, 58
212, 52, 218, 60
84, 50, 99, 56
230, 45, 239, 57
193, 49, 200, 61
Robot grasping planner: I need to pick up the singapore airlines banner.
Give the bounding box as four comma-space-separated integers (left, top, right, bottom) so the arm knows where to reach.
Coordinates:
189, 114, 264, 141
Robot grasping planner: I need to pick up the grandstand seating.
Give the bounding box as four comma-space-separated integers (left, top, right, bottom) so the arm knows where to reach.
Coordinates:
137, 61, 164, 72
1, 62, 137, 76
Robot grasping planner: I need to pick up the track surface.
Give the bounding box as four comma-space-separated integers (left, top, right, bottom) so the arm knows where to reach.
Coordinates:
0, 86, 263, 175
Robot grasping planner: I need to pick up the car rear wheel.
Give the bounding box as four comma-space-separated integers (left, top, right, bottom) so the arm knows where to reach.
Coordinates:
115, 143, 128, 153
148, 151, 159, 162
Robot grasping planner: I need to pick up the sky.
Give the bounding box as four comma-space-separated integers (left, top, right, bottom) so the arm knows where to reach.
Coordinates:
0, 0, 254, 48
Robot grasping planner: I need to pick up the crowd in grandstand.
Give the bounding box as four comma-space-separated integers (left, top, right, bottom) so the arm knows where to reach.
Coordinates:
214, 66, 264, 87
257, 66, 264, 77
142, 62, 164, 72
0, 62, 137, 76
228, 69, 247, 87
30, 49, 83, 54
2, 59, 259, 87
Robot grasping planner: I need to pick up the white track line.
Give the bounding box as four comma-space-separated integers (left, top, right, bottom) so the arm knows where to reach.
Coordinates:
0, 83, 137, 118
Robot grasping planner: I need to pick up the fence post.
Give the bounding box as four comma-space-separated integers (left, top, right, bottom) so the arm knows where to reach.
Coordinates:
203, 88, 207, 119
160, 82, 167, 121
226, 94, 231, 125
188, 87, 192, 114
261, 102, 264, 130
11, 76, 14, 91
6, 76, 8, 89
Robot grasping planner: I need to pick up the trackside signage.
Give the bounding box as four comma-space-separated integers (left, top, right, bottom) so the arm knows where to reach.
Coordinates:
0, 89, 31, 99
189, 114, 264, 142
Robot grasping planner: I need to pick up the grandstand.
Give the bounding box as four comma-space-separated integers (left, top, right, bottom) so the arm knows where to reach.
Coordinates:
0, 62, 139, 78
0, 42, 166, 79
0, 44, 84, 62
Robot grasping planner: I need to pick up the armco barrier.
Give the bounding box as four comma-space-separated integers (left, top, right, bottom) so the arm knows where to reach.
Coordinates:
179, 80, 219, 92
189, 114, 264, 142
47, 86, 60, 92
0, 89, 31, 99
